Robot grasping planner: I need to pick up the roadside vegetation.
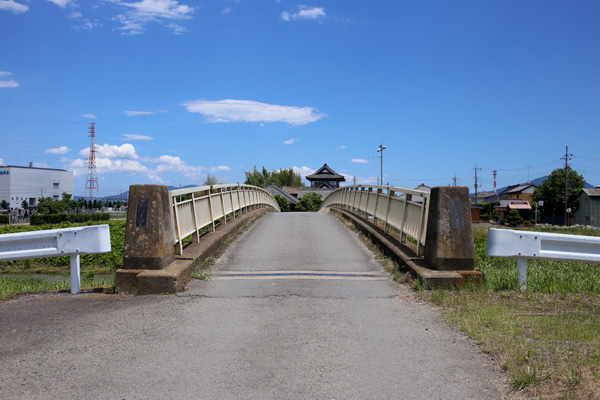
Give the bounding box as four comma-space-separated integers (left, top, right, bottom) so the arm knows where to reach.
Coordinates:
0, 273, 115, 300
0, 220, 125, 299
428, 225, 599, 399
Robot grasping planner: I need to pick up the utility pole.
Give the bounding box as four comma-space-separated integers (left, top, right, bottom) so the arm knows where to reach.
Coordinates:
561, 146, 573, 225
452, 175, 458, 186
377, 143, 386, 186
474, 164, 482, 203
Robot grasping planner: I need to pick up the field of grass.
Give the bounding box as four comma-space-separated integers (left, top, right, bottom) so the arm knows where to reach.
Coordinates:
427, 225, 600, 399
0, 274, 115, 300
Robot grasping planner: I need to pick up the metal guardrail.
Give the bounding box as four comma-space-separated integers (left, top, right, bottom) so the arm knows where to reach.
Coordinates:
320, 185, 430, 255
0, 225, 111, 293
170, 184, 280, 254
487, 228, 600, 289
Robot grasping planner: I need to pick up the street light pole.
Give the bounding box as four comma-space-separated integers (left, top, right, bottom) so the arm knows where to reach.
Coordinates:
377, 143, 386, 186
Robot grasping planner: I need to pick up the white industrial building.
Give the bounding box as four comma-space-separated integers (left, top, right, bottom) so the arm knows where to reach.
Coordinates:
0, 164, 74, 210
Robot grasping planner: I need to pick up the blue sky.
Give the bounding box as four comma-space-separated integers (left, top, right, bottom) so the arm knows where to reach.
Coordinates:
1, 0, 599, 197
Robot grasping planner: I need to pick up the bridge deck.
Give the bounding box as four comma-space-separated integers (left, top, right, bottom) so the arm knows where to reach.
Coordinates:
0, 213, 505, 399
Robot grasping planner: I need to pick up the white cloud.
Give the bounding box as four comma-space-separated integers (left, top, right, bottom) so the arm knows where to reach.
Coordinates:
112, 0, 194, 35
281, 5, 325, 21
45, 146, 70, 155
351, 158, 368, 164
0, 0, 28, 14
79, 143, 139, 160
341, 173, 377, 185
182, 99, 326, 125
335, 145, 346, 150
0, 80, 19, 88
210, 165, 231, 172
47, 0, 73, 8
0, 71, 19, 88
153, 155, 205, 179
0, 158, 5, 165
32, 162, 51, 168
283, 138, 297, 145
124, 110, 154, 116
121, 134, 153, 141
68, 143, 210, 183
292, 166, 315, 178
82, 113, 97, 119
220, 7, 230, 14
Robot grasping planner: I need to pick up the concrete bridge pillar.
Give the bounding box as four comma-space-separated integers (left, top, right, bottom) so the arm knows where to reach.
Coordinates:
122, 185, 175, 270
424, 186, 474, 270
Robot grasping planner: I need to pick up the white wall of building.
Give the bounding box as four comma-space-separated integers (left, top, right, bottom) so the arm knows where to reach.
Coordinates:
0, 165, 74, 209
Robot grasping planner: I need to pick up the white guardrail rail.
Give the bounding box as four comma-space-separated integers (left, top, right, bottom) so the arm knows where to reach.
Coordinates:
0, 225, 111, 294
170, 184, 280, 254
487, 228, 600, 290
321, 185, 430, 255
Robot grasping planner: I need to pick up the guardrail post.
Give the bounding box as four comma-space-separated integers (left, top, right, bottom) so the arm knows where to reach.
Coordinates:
123, 185, 175, 270
70, 255, 81, 294
424, 186, 474, 270
517, 258, 528, 290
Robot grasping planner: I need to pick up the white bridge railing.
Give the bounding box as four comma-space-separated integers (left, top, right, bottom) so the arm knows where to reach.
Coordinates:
0, 225, 111, 294
487, 228, 600, 290
321, 185, 430, 255
170, 184, 280, 254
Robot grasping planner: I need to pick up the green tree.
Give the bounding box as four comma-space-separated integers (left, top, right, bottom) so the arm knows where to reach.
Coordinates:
296, 192, 322, 212
1, 199, 8, 210
21, 200, 28, 210
533, 168, 585, 219
274, 195, 290, 212
37, 197, 60, 214
203, 174, 219, 186
244, 166, 304, 188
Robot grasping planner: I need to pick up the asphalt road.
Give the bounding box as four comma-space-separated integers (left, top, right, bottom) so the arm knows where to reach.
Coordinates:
0, 212, 506, 399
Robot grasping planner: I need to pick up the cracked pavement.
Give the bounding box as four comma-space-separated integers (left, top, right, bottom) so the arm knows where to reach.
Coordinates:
0, 212, 506, 399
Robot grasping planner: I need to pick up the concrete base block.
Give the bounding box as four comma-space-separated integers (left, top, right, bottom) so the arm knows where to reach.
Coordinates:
115, 207, 272, 295
114, 269, 142, 294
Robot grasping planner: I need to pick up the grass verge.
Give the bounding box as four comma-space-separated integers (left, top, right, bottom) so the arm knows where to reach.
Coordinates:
0, 274, 115, 300
429, 225, 600, 399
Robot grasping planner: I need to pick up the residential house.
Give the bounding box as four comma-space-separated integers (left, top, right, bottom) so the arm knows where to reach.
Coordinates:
574, 188, 600, 228
507, 184, 536, 204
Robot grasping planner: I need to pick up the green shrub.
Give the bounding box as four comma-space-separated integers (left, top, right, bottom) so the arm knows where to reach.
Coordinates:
0, 215, 8, 224
505, 210, 524, 227
30, 213, 109, 225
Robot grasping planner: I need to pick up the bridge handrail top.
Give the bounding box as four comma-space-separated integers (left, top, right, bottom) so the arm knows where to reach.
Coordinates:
331, 185, 430, 198
169, 184, 267, 197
